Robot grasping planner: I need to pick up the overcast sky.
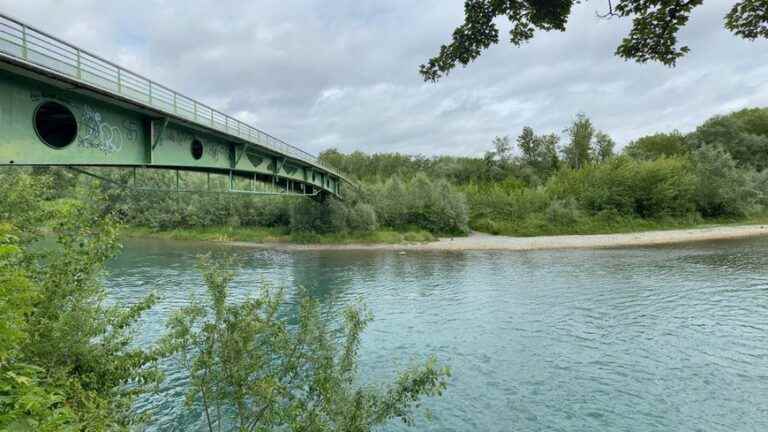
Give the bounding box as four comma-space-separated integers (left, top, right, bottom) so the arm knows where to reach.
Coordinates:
3, 0, 767, 156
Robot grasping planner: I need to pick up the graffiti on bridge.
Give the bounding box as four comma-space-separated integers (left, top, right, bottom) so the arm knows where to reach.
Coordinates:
78, 104, 139, 154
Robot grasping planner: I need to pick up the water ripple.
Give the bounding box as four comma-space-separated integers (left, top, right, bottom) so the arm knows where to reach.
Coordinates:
104, 237, 768, 432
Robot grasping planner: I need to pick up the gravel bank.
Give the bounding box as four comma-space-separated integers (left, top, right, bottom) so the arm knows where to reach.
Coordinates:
228, 224, 768, 252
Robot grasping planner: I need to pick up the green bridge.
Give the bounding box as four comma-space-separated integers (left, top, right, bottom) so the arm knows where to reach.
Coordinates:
0, 13, 348, 198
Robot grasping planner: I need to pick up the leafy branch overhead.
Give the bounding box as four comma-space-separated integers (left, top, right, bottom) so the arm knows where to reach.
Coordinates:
420, 0, 768, 81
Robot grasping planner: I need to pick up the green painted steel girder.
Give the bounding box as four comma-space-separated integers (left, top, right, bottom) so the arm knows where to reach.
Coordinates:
0, 12, 349, 198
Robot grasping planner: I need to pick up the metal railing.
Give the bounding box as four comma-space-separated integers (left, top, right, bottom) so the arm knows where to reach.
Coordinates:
0, 12, 343, 178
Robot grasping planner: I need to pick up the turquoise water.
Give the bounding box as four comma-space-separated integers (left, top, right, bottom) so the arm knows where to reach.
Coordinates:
106, 237, 768, 431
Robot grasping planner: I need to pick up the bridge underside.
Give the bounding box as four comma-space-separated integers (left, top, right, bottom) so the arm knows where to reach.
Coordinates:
0, 63, 342, 198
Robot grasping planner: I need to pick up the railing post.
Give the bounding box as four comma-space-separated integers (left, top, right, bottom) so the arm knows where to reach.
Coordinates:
173, 93, 177, 113
117, 68, 122, 93
148, 82, 153, 105
194, 103, 197, 121
21, 25, 28, 59
76, 49, 82, 79
210, 109, 214, 127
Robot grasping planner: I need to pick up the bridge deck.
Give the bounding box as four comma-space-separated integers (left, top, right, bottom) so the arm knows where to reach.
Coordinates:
0, 12, 348, 197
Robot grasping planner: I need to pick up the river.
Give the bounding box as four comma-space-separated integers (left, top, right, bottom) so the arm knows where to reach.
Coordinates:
105, 237, 768, 431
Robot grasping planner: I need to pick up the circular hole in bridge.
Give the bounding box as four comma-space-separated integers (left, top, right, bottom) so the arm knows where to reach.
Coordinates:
191, 139, 204, 160
190, 138, 203, 159
34, 101, 78, 149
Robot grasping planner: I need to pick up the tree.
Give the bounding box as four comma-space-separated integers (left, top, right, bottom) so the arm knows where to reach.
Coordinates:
161, 256, 451, 432
516, 127, 560, 178
687, 107, 768, 171
485, 135, 513, 164
516, 127, 538, 164
592, 131, 616, 162
492, 135, 514, 163
420, 0, 768, 81
623, 131, 688, 160
484, 136, 515, 180
690, 145, 756, 216
562, 113, 594, 169
376, 176, 409, 227
540, 133, 562, 172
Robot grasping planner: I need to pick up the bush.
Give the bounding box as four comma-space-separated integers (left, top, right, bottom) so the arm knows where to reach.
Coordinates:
289, 196, 379, 235
371, 174, 469, 235
290, 198, 335, 234
547, 162, 632, 215
0, 170, 52, 237
0, 174, 161, 430
545, 198, 582, 226
375, 177, 409, 227
691, 146, 757, 217
631, 157, 697, 217
400, 174, 470, 235
160, 257, 450, 431
348, 202, 378, 232
465, 181, 549, 222
547, 156, 696, 218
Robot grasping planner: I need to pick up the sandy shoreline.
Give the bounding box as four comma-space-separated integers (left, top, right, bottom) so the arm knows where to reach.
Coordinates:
227, 224, 768, 252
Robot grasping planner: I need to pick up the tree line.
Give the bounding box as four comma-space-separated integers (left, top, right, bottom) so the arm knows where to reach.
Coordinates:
323, 107, 768, 236
22, 106, 768, 239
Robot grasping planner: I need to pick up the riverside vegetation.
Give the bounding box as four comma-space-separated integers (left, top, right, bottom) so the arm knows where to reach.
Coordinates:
0, 174, 450, 430
321, 108, 768, 237
1, 108, 766, 430
35, 106, 768, 243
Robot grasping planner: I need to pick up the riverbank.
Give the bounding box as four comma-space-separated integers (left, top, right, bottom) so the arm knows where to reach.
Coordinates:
121, 226, 436, 244
225, 224, 768, 251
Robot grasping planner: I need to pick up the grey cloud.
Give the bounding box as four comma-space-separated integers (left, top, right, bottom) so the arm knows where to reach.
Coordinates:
3, 0, 767, 157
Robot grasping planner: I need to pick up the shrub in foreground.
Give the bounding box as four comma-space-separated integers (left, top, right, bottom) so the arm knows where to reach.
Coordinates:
160, 256, 451, 432
0, 173, 161, 431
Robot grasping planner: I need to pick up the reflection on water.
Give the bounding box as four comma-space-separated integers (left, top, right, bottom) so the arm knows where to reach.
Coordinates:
105, 237, 768, 432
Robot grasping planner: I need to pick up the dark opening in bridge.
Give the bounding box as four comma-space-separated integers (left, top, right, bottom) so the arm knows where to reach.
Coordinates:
34, 101, 77, 149
191, 139, 203, 160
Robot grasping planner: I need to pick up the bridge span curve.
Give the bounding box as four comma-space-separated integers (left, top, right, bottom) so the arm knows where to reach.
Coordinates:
0, 12, 349, 198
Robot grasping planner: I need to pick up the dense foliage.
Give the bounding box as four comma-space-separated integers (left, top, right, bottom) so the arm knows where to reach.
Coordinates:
0, 174, 451, 430
45, 163, 472, 238
623, 131, 688, 160
420, 0, 768, 81
319, 108, 768, 236
687, 107, 768, 171
0, 174, 161, 431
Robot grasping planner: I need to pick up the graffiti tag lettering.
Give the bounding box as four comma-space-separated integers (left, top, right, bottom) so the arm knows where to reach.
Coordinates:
78, 105, 124, 154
